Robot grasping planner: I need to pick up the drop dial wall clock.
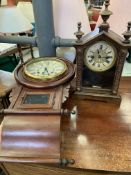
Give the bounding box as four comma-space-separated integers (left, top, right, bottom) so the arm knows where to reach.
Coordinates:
0, 56, 75, 172
74, 0, 131, 104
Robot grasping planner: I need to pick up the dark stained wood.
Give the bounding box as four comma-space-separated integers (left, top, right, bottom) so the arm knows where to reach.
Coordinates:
0, 85, 64, 164
2, 163, 130, 175
61, 77, 131, 172
74, 29, 129, 103
0, 115, 60, 163
8, 86, 63, 113
0, 77, 131, 174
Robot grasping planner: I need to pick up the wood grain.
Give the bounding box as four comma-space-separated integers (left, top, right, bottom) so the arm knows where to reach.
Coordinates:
0, 77, 131, 174
61, 77, 131, 172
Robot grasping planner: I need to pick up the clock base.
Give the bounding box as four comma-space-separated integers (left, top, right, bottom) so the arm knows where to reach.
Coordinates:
74, 91, 121, 104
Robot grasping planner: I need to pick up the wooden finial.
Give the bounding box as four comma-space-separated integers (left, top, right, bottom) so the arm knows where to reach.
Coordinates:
122, 21, 131, 44
99, 0, 112, 32
74, 22, 84, 43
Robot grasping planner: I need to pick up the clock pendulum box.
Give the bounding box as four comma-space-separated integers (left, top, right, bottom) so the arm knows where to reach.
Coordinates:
0, 57, 75, 175
74, 0, 131, 104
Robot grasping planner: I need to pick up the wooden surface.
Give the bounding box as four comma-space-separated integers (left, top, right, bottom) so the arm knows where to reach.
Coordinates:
0, 77, 131, 174
61, 77, 131, 172
0, 115, 61, 163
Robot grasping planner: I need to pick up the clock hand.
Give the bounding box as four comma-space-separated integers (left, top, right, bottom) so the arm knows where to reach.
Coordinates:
97, 50, 100, 54
105, 60, 110, 64
106, 51, 112, 54
98, 56, 112, 59
88, 55, 95, 58
105, 56, 112, 59
100, 45, 103, 50
43, 67, 49, 75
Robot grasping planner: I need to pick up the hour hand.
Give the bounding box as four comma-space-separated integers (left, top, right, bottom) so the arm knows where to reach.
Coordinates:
43, 67, 49, 75
97, 49, 100, 54
100, 56, 112, 59
88, 55, 95, 59
105, 56, 112, 59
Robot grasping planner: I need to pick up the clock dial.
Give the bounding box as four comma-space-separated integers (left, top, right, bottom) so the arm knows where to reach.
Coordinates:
24, 57, 67, 81
84, 41, 116, 72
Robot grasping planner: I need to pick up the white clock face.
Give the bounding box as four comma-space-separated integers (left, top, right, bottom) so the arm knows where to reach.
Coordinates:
24, 57, 67, 81
84, 41, 116, 72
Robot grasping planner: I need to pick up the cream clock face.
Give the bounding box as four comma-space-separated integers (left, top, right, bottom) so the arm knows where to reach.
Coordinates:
24, 57, 67, 81
84, 41, 116, 72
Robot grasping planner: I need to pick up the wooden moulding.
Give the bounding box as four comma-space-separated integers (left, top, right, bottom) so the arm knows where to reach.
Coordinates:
0, 114, 61, 164
75, 91, 121, 104
8, 86, 64, 113
14, 57, 75, 89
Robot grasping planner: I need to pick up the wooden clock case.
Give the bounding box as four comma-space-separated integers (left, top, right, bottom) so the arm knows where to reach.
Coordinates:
74, 1, 131, 104
0, 57, 75, 174
74, 30, 128, 103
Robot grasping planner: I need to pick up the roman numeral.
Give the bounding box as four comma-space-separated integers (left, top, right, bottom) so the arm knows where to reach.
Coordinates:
105, 60, 110, 64
92, 62, 96, 66
107, 51, 112, 54
89, 59, 93, 63
100, 45, 103, 50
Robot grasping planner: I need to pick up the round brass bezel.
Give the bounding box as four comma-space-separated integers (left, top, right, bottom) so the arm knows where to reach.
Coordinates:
24, 57, 68, 81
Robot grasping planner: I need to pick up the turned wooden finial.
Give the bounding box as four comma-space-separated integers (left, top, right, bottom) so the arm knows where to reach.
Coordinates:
122, 21, 131, 43
74, 22, 84, 43
99, 0, 112, 32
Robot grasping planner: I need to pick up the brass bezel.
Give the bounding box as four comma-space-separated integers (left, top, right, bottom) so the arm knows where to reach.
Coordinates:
24, 57, 68, 81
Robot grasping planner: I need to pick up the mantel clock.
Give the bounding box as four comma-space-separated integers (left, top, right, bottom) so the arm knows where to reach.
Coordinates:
0, 56, 75, 174
74, 0, 131, 103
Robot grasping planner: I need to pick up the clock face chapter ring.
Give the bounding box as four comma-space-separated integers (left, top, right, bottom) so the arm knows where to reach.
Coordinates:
84, 41, 117, 72
24, 57, 68, 81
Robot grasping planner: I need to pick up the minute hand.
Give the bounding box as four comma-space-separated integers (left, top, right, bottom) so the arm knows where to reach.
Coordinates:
100, 56, 112, 59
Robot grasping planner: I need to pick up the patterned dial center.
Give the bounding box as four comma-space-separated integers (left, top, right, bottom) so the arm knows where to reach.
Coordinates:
84, 41, 116, 72
24, 57, 67, 80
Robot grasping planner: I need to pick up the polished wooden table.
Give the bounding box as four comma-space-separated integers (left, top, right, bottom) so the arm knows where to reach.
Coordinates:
0, 77, 131, 175
61, 77, 131, 173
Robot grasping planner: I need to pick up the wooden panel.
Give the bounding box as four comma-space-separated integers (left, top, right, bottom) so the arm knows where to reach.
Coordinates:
2, 163, 125, 175
8, 86, 63, 112
0, 115, 60, 163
